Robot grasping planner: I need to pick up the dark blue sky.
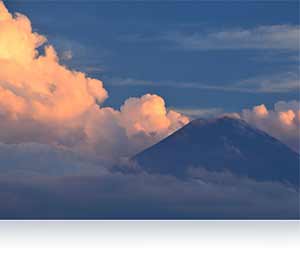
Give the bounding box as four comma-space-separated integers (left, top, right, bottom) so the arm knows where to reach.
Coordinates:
5, 0, 299, 114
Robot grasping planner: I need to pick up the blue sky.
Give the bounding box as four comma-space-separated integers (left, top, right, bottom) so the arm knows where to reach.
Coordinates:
5, 0, 299, 115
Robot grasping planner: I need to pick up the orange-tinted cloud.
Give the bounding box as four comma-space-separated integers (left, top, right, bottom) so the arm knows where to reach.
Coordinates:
241, 101, 299, 152
0, 2, 189, 160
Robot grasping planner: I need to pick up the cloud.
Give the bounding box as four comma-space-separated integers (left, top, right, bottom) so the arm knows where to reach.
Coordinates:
0, 165, 297, 219
106, 71, 299, 93
0, 142, 104, 177
0, 1, 298, 158
0, 2, 298, 220
0, 2, 189, 161
105, 77, 233, 91
166, 25, 300, 51
240, 100, 300, 152
235, 71, 300, 93
121, 25, 299, 94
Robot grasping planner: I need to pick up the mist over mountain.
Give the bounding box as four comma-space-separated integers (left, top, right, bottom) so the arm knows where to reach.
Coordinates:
134, 117, 299, 186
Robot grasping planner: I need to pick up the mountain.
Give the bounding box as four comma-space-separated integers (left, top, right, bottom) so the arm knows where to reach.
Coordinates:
133, 117, 299, 186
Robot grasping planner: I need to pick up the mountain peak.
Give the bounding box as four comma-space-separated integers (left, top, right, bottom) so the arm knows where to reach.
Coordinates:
134, 117, 299, 185
190, 115, 239, 124
186, 115, 258, 131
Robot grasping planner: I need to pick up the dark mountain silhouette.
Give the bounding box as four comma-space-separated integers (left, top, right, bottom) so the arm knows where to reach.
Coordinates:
134, 117, 299, 186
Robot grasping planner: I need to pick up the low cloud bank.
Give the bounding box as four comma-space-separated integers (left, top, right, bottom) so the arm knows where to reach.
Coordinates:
0, 166, 298, 219
0, 142, 297, 219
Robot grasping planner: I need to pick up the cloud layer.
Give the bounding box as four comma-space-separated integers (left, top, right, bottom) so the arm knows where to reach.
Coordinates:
0, 164, 297, 219
167, 25, 300, 51
106, 70, 300, 93
0, 2, 189, 161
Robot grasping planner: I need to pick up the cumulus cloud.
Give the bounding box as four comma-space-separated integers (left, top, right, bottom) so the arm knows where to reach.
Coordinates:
0, 2, 189, 161
0, 1, 298, 161
240, 100, 300, 152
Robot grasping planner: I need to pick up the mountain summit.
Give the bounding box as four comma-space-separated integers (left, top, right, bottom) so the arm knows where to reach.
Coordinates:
134, 116, 299, 185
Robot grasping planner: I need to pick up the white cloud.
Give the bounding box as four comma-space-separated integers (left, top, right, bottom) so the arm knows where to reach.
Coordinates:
166, 25, 300, 51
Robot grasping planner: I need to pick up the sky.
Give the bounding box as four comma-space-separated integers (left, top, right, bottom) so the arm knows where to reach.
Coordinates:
5, 0, 299, 114
0, 1, 299, 218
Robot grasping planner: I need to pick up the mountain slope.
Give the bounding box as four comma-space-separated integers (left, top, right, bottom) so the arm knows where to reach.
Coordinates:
134, 117, 299, 185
